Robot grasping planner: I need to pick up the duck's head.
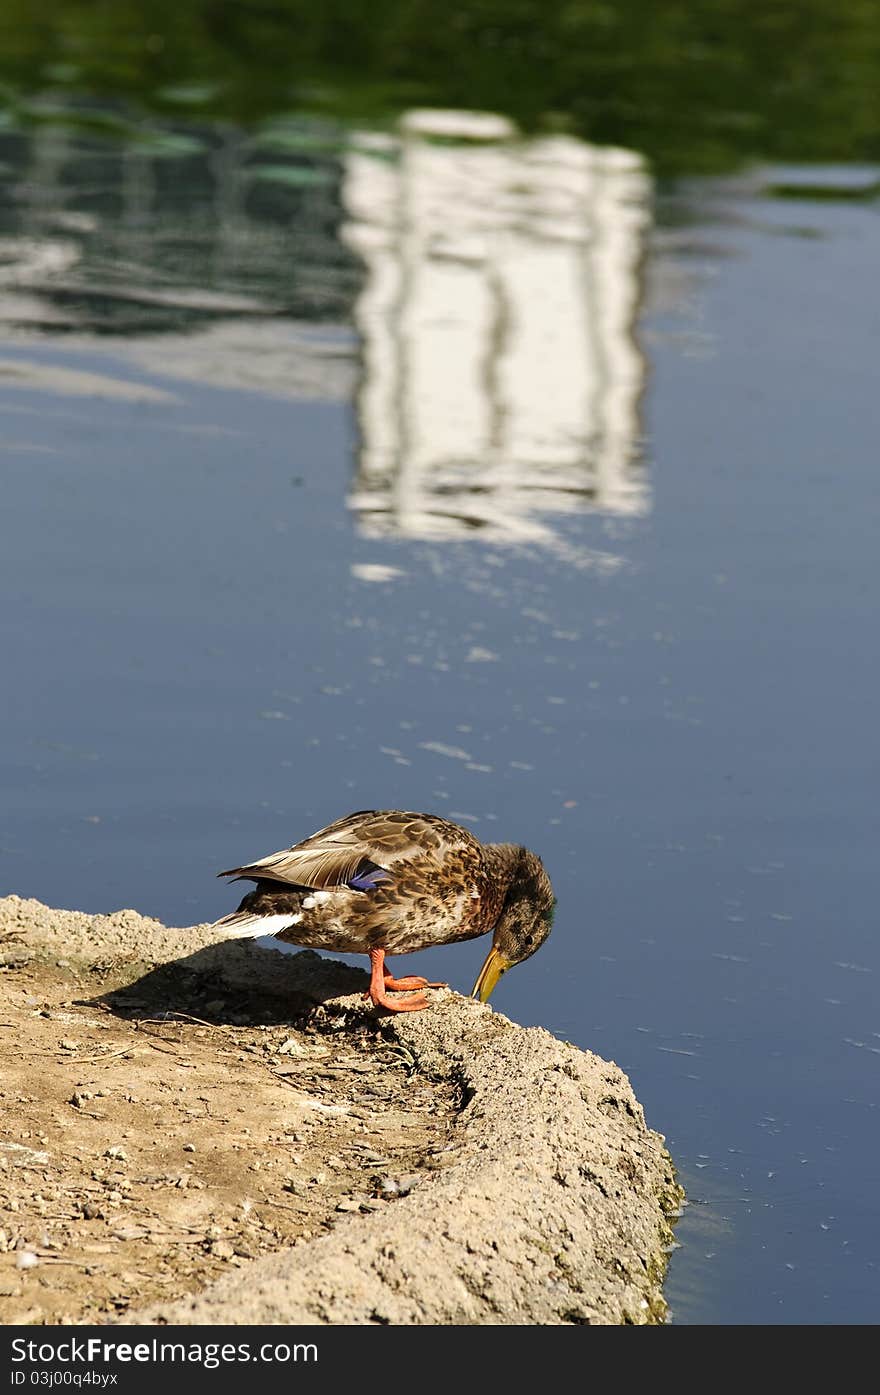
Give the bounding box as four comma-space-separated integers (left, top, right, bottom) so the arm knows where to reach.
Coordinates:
471, 848, 555, 1003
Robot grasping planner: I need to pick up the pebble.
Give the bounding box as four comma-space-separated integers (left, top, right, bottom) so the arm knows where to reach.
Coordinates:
16, 1251, 38, 1270
380, 1174, 421, 1198
112, 1225, 149, 1241
335, 1199, 362, 1213
104, 1146, 127, 1162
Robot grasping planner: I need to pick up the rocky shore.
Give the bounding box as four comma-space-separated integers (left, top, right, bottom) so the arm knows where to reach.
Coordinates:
0, 895, 683, 1325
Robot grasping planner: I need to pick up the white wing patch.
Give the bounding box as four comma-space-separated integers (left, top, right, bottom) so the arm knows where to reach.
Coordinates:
216, 912, 302, 939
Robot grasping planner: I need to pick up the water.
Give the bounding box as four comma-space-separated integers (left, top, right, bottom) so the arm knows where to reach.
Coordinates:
2, 109, 879, 1325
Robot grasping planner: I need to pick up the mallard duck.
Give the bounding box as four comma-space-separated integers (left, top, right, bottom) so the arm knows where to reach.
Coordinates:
215, 809, 555, 1012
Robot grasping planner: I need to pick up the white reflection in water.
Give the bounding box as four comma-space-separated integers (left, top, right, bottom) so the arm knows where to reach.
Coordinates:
342, 109, 652, 549
1, 110, 651, 557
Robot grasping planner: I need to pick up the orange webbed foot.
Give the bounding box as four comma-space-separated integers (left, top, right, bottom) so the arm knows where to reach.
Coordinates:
370, 987, 431, 1013
383, 973, 446, 991
366, 949, 439, 1013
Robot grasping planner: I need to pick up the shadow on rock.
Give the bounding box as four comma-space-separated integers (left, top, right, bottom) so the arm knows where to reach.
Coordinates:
85, 938, 371, 1029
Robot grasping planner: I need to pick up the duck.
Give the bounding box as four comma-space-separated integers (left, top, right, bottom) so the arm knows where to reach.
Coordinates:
215, 809, 555, 1012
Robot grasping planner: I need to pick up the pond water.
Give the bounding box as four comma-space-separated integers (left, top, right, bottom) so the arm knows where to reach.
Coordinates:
1, 110, 878, 1324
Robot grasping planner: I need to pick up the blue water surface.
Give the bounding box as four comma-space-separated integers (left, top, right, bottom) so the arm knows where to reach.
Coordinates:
1, 131, 878, 1323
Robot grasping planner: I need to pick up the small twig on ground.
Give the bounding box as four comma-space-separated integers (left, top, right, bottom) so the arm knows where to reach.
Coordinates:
30, 1257, 102, 1268
157, 1011, 237, 1038
55, 1046, 141, 1066
254, 1196, 309, 1216
129, 1024, 187, 1056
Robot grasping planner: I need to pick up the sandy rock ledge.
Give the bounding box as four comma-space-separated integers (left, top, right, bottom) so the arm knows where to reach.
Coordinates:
0, 895, 683, 1325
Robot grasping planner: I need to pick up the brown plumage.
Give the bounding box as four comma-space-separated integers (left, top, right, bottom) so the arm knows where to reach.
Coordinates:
215, 809, 555, 1012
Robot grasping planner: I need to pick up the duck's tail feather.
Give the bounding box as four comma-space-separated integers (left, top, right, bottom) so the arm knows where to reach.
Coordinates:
213, 906, 305, 939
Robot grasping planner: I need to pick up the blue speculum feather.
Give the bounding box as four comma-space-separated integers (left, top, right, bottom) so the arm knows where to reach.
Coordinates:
347, 865, 392, 892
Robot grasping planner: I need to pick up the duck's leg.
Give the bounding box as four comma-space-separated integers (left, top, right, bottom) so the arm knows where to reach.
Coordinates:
366, 948, 430, 1012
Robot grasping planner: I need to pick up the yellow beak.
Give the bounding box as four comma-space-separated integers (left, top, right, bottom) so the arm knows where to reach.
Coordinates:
471, 946, 513, 1003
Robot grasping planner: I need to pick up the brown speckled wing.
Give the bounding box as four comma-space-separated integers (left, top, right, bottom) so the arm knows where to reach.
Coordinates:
218, 810, 481, 890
